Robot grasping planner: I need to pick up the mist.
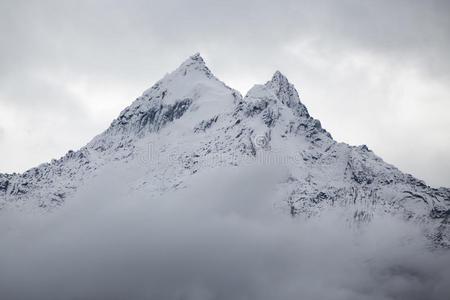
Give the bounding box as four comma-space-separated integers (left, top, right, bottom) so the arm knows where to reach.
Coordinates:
1, 163, 449, 300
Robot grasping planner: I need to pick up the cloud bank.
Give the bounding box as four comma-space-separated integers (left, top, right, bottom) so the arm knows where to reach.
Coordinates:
1, 164, 449, 300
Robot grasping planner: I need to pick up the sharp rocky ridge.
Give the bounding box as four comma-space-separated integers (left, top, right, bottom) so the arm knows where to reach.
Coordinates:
1, 53, 449, 246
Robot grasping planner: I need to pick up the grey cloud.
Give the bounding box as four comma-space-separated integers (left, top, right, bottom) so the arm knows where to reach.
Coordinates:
0, 72, 85, 114
2, 0, 449, 81
0, 164, 449, 300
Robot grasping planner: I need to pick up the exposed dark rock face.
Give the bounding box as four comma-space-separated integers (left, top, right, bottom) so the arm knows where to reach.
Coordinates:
112, 98, 193, 134
0, 177, 9, 192
194, 115, 219, 133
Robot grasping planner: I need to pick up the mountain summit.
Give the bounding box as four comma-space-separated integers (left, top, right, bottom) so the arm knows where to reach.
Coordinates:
1, 53, 449, 246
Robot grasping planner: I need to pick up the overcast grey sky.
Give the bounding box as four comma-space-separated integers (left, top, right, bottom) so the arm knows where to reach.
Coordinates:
0, 0, 449, 187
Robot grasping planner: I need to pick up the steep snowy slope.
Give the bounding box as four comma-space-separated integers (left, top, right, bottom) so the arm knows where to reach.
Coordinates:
1, 53, 449, 246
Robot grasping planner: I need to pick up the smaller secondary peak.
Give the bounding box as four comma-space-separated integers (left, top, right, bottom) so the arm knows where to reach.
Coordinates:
270, 70, 290, 85
265, 70, 293, 93
264, 70, 310, 118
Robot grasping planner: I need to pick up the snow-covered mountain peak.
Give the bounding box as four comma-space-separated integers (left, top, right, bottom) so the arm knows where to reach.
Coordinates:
104, 54, 240, 137
171, 52, 214, 80
270, 70, 289, 86
264, 70, 310, 118
240, 71, 331, 148
141, 53, 217, 98
1, 54, 449, 247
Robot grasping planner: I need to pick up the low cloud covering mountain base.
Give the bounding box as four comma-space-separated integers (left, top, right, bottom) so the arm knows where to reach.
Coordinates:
1, 164, 449, 300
